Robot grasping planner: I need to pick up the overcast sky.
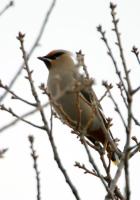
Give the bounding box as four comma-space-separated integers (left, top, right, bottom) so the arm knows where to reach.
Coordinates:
0, 0, 140, 200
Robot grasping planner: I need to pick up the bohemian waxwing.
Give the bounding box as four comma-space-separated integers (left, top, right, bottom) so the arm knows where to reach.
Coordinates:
38, 49, 121, 163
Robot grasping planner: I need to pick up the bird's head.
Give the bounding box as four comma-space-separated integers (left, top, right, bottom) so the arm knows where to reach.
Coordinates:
38, 49, 74, 70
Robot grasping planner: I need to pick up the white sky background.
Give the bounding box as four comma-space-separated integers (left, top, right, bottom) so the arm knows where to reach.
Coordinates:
0, 0, 140, 199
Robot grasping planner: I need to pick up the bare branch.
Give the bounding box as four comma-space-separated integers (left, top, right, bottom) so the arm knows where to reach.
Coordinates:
102, 81, 127, 130
109, 158, 124, 197
97, 25, 127, 96
82, 137, 114, 199
0, 148, 8, 158
28, 135, 41, 200
132, 86, 140, 95
130, 144, 140, 158
0, 104, 44, 129
0, 102, 48, 133
0, 80, 36, 106
110, 3, 132, 199
74, 162, 97, 177
0, 0, 56, 103
0, 1, 14, 16
131, 46, 140, 65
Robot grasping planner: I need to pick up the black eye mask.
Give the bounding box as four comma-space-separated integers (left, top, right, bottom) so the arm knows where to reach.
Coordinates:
47, 51, 65, 59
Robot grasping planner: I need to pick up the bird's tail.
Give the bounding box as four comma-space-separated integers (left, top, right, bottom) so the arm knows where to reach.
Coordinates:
106, 144, 122, 165
87, 136, 121, 164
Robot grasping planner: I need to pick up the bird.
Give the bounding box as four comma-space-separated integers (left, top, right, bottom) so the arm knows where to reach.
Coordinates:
38, 49, 121, 163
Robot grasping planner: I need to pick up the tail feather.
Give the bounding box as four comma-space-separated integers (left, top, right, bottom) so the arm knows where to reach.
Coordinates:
107, 146, 122, 164
87, 136, 121, 164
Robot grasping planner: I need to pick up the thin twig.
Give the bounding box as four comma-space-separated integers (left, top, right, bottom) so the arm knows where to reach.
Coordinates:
0, 80, 36, 106
102, 81, 127, 130
82, 137, 114, 199
130, 137, 140, 158
97, 25, 127, 96
109, 158, 124, 197
132, 86, 140, 95
110, 3, 132, 199
74, 162, 97, 177
28, 135, 41, 200
131, 114, 140, 126
0, 1, 14, 16
84, 138, 124, 199
131, 46, 140, 65
116, 82, 140, 126
0, 104, 44, 130
0, 0, 56, 102
117, 82, 128, 108
99, 86, 112, 102
110, 3, 131, 94
0, 102, 48, 133
130, 143, 140, 158
0, 148, 8, 158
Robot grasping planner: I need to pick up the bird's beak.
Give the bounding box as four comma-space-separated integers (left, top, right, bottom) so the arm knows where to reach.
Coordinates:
37, 56, 45, 61
37, 56, 52, 69
37, 56, 52, 62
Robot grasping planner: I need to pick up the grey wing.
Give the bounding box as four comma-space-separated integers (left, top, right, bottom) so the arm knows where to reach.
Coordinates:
79, 76, 109, 128
80, 88, 92, 103
79, 75, 102, 109
73, 72, 104, 117
80, 83, 115, 139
